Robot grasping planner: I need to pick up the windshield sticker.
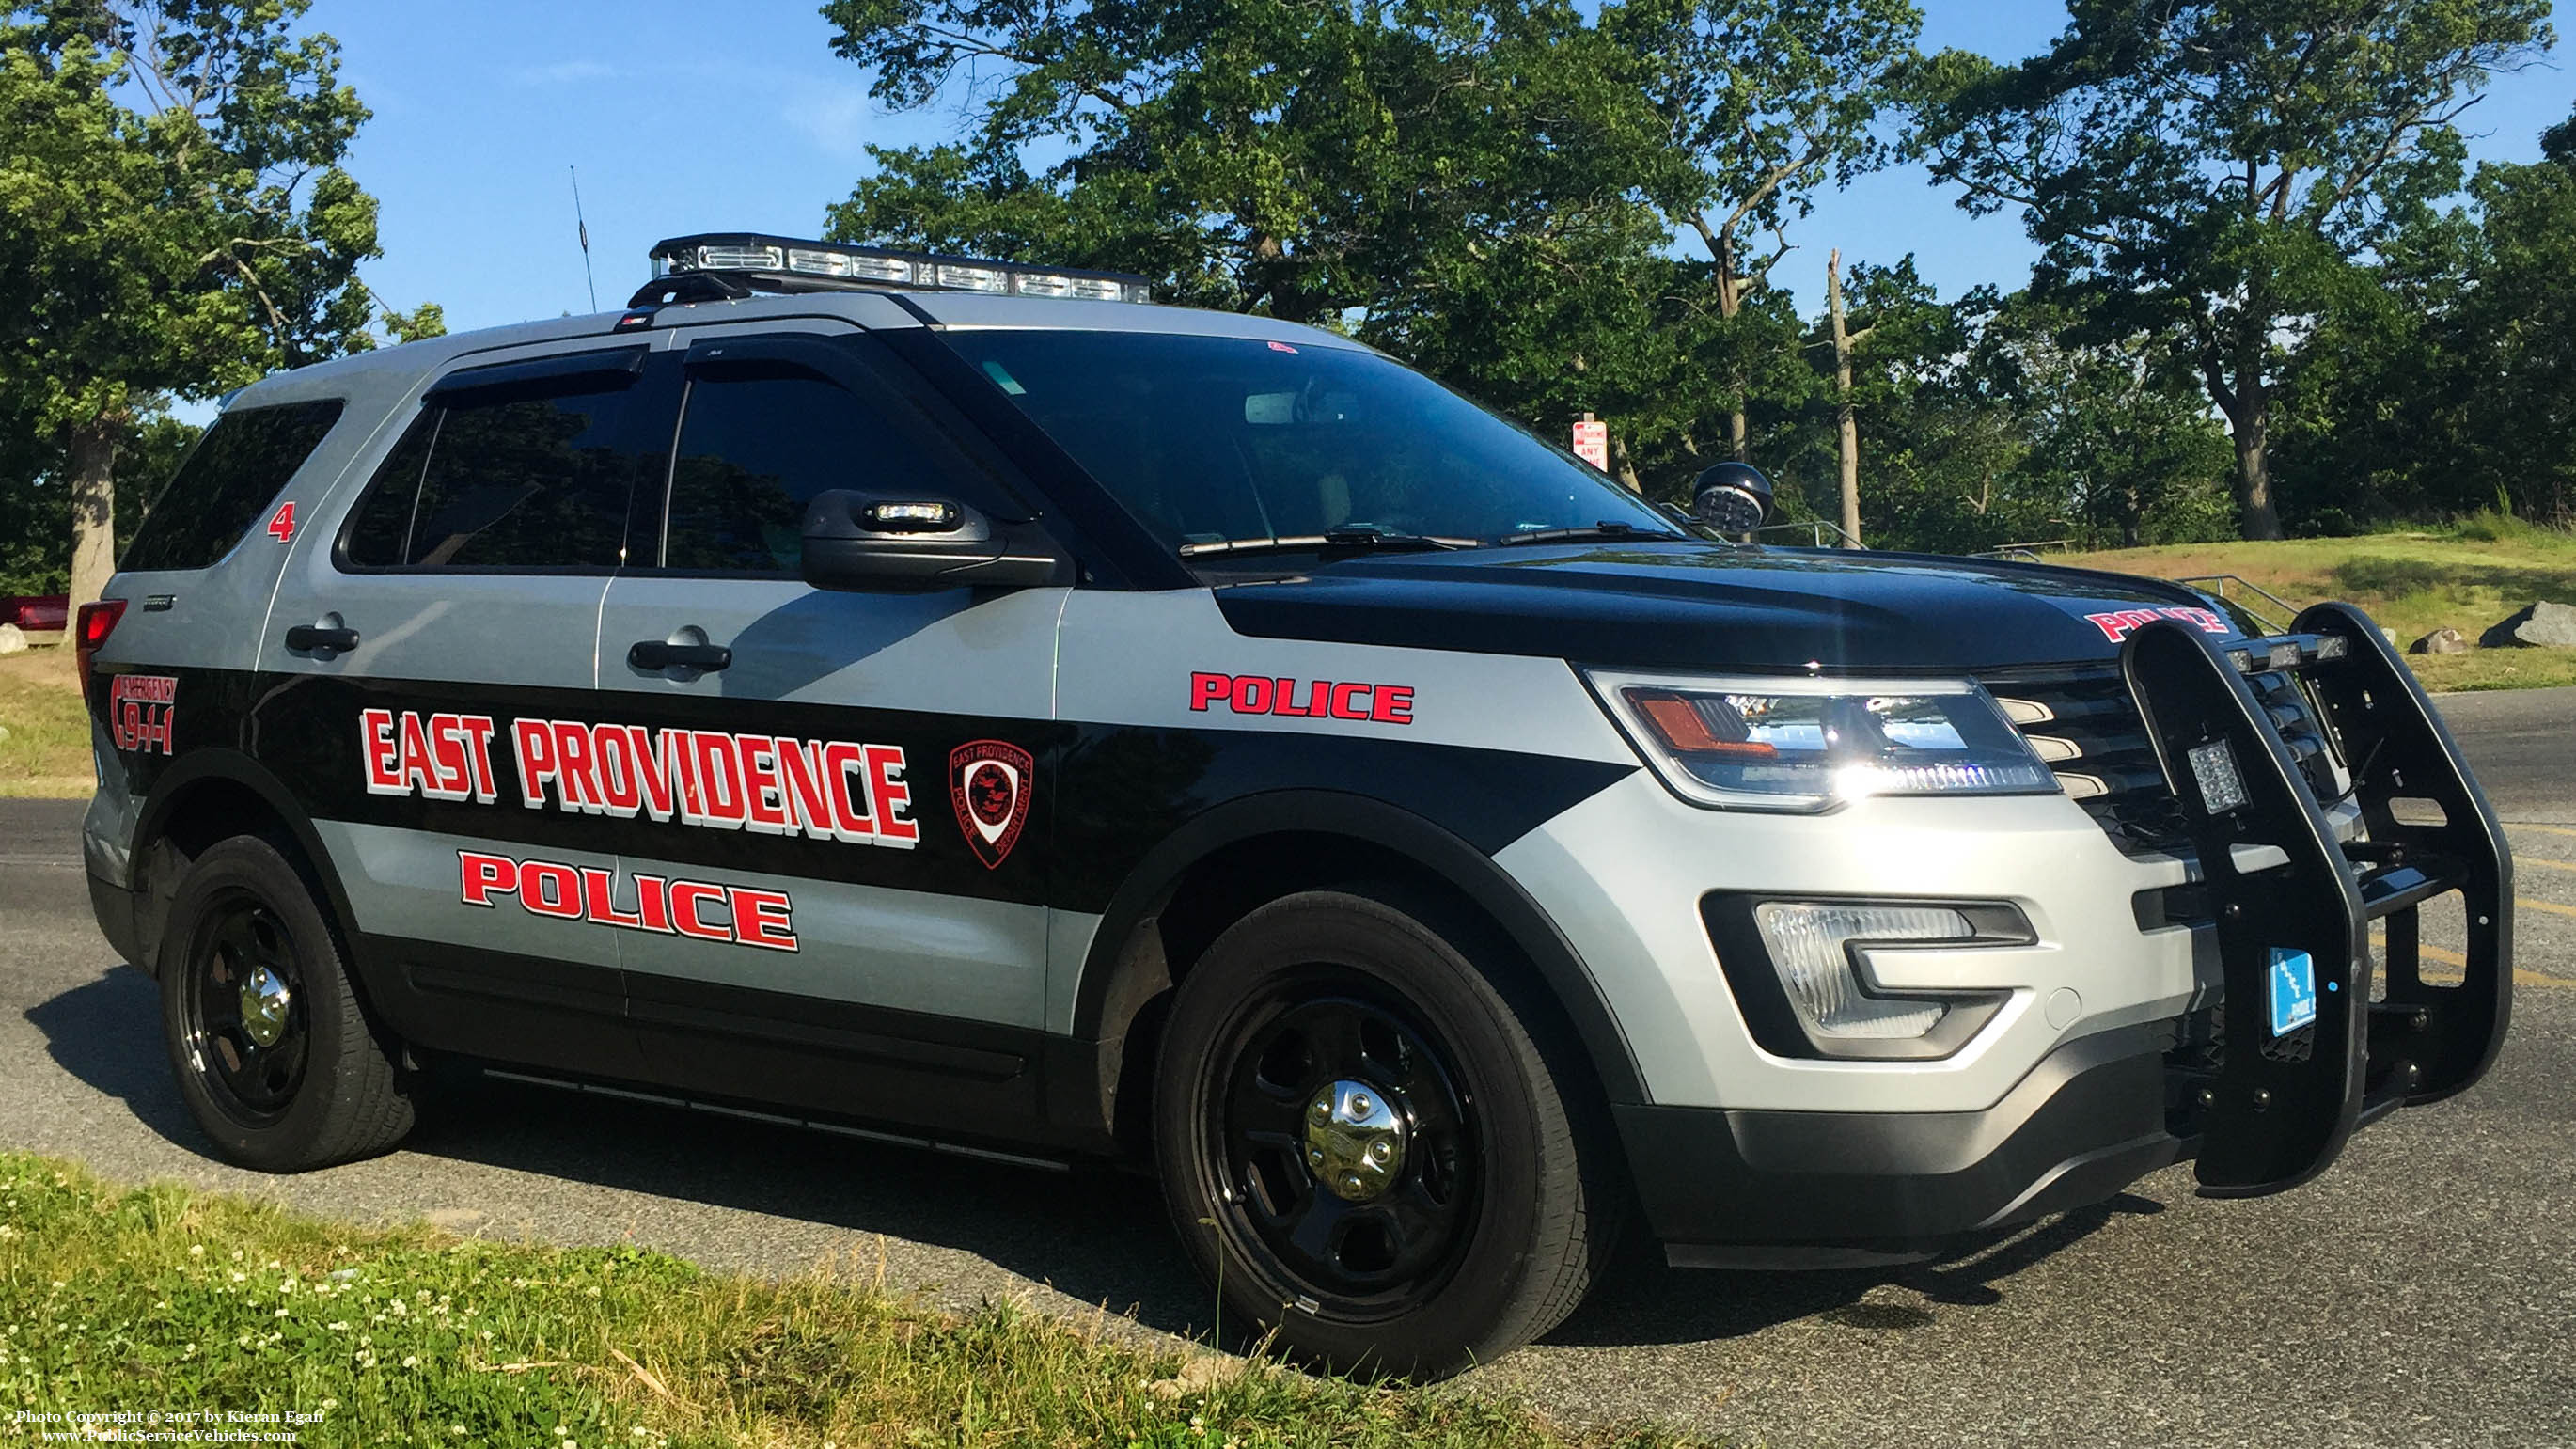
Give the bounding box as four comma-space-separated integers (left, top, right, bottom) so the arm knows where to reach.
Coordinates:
1189, 671, 1414, 725
2084, 606, 2234, 643
950, 740, 1033, 870
458, 849, 797, 952
109, 674, 180, 755
360, 709, 918, 849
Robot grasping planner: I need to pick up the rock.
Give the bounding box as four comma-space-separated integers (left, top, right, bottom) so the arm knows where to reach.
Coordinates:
2480, 600, 2576, 649
2410, 626, 2471, 655
0, 623, 24, 655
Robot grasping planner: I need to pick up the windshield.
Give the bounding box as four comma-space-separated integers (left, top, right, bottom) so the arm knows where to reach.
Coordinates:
939, 329, 1675, 556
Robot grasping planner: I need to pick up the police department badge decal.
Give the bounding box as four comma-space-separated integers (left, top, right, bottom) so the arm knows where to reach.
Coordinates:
950, 740, 1033, 869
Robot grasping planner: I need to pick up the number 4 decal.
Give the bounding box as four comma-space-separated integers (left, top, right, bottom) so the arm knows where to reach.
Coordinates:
266, 501, 296, 543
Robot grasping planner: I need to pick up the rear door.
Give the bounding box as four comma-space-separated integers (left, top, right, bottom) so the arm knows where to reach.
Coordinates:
257, 340, 675, 1078
592, 323, 1067, 1131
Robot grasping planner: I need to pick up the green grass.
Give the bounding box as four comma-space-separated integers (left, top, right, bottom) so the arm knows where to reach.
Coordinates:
0, 649, 92, 798
2065, 518, 2576, 693
0, 1152, 1706, 1449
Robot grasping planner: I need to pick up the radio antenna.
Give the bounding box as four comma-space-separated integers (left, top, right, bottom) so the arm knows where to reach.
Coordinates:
570, 165, 599, 312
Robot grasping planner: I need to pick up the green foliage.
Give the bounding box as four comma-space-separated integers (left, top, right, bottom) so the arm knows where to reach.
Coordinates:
1916, 0, 2555, 540
0, 1151, 1718, 1447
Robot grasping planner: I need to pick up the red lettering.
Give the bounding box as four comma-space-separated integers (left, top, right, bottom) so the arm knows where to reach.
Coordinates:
672, 881, 731, 942
361, 710, 401, 793
634, 874, 673, 933
822, 742, 874, 843
731, 888, 798, 952
512, 719, 558, 807
866, 744, 916, 846
740, 737, 790, 833
459, 716, 498, 802
580, 867, 643, 929
552, 721, 602, 811
265, 500, 297, 543
427, 714, 473, 798
1189, 672, 1233, 711
627, 725, 677, 820
690, 732, 746, 826
776, 739, 836, 841
398, 712, 439, 796
593, 726, 641, 815
1372, 685, 1414, 724
519, 860, 581, 918
1231, 675, 1272, 714
459, 852, 517, 906
1330, 682, 1371, 720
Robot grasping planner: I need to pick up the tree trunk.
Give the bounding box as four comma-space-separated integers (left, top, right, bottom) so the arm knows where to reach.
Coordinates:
2227, 389, 2284, 541
1610, 434, 1643, 495
68, 416, 118, 608
1827, 250, 1861, 548
1712, 225, 1751, 462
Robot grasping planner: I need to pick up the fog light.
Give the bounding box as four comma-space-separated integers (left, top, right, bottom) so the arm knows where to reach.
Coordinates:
1751, 903, 1972, 1040
2186, 737, 2250, 814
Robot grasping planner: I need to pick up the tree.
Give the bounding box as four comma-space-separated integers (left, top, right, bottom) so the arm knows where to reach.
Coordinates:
1601, 0, 1922, 463
0, 0, 429, 606
1916, 0, 2552, 539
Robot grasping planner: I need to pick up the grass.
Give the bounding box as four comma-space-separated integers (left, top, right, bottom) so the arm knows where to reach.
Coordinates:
2065, 517, 2576, 693
0, 648, 91, 798
0, 1152, 1706, 1449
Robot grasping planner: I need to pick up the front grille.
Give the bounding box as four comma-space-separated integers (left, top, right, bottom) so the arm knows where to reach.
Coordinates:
1980, 662, 2346, 857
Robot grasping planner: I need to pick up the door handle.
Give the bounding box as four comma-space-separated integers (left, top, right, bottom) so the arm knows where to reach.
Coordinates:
284, 624, 359, 652
628, 640, 731, 672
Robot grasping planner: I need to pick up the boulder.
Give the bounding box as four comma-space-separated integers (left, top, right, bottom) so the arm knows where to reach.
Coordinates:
2410, 626, 2471, 655
0, 623, 25, 655
2480, 600, 2576, 649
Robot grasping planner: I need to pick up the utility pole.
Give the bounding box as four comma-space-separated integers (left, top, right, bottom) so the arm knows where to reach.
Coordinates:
1827, 249, 1863, 548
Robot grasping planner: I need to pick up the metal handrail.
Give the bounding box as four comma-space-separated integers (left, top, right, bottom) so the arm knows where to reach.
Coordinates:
2171, 574, 2302, 632
1753, 519, 1863, 549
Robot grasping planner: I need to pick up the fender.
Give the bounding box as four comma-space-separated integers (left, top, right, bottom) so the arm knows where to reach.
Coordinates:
130, 748, 371, 989
1069, 788, 1646, 1103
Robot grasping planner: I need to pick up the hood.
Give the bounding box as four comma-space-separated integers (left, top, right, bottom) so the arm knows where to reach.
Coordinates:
1209, 543, 2246, 674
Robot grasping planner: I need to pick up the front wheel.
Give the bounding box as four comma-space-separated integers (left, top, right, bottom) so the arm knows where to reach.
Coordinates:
160, 835, 416, 1171
1154, 889, 1622, 1378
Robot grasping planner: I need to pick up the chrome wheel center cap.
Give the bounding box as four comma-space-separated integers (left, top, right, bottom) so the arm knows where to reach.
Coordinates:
1304, 1079, 1406, 1203
239, 965, 291, 1048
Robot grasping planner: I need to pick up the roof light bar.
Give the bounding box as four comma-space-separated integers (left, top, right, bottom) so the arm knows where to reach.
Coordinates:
647, 232, 1154, 304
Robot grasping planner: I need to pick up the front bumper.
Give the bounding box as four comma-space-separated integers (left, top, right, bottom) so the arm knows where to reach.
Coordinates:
1623, 1022, 2186, 1263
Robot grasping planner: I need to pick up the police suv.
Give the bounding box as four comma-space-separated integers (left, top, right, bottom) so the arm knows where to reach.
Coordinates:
79, 233, 2512, 1375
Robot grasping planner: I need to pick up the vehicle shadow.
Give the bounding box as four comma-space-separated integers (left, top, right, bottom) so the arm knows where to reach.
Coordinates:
26, 967, 2145, 1353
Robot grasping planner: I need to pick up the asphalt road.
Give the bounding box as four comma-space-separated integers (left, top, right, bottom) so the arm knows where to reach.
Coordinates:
4, 688, 2572, 1447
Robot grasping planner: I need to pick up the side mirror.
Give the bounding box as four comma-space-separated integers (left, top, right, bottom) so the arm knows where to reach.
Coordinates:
799, 490, 1069, 592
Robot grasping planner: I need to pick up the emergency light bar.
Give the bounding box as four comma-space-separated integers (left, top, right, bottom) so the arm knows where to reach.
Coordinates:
647, 232, 1154, 304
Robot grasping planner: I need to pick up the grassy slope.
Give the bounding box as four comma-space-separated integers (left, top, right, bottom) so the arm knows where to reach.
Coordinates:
0, 1152, 1704, 1449
2064, 526, 2576, 693
0, 648, 90, 799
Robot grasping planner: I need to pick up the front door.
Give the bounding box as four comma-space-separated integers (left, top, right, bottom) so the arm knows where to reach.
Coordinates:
592, 326, 1066, 1131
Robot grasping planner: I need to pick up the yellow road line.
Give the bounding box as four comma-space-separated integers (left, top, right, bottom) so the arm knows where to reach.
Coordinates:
2506, 823, 2576, 839
2519, 856, 2576, 873
2366, 937, 2568, 986
2521, 898, 2576, 920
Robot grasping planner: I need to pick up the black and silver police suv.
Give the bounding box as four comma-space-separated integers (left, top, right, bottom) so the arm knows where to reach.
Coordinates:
78, 231, 2513, 1376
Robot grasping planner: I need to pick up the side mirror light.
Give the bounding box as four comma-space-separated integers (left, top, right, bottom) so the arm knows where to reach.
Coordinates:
799, 489, 1067, 592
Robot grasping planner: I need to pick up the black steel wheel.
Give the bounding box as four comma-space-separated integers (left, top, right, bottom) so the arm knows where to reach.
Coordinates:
177, 890, 312, 1124
1156, 887, 1623, 1378
160, 835, 415, 1171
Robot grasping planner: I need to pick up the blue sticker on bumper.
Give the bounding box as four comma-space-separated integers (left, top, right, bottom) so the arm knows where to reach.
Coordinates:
2268, 947, 2318, 1036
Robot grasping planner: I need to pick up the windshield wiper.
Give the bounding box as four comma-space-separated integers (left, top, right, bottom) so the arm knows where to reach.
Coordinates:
1178, 528, 1482, 559
1494, 521, 1686, 547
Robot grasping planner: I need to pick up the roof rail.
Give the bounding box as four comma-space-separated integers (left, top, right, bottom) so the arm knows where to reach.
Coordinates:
647, 231, 1154, 305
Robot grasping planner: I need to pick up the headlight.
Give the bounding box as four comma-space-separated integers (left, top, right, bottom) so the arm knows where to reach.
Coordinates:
1583, 669, 2059, 811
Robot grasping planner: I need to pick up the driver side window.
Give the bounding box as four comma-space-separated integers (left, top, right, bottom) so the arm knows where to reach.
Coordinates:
659, 364, 948, 574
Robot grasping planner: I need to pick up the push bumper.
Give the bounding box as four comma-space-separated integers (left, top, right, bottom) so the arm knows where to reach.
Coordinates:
1625, 1023, 2187, 1265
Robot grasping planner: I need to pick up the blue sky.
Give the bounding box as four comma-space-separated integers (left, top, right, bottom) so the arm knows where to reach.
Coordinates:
326, 0, 2570, 336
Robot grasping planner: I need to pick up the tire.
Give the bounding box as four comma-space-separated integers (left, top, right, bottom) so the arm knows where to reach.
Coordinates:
159, 834, 415, 1171
1154, 887, 1623, 1378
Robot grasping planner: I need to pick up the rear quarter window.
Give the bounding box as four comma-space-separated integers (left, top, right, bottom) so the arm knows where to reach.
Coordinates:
120, 399, 346, 573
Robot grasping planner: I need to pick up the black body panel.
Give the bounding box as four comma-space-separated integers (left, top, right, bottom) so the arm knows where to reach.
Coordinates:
1212, 545, 2230, 671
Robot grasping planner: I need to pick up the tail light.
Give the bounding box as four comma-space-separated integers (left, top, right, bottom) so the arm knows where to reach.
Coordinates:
76, 599, 126, 717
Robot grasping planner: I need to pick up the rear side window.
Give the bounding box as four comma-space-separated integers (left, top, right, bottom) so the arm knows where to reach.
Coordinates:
121, 399, 344, 572
339, 372, 654, 571
662, 366, 950, 573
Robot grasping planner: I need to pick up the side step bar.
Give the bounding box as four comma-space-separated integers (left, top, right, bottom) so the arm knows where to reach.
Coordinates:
2120, 605, 2512, 1198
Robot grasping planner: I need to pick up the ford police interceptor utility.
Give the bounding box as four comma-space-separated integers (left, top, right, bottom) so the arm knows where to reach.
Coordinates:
79, 232, 2512, 1376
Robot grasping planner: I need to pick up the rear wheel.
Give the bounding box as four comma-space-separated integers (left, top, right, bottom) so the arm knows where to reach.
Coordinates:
161, 835, 415, 1171
1154, 888, 1621, 1378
